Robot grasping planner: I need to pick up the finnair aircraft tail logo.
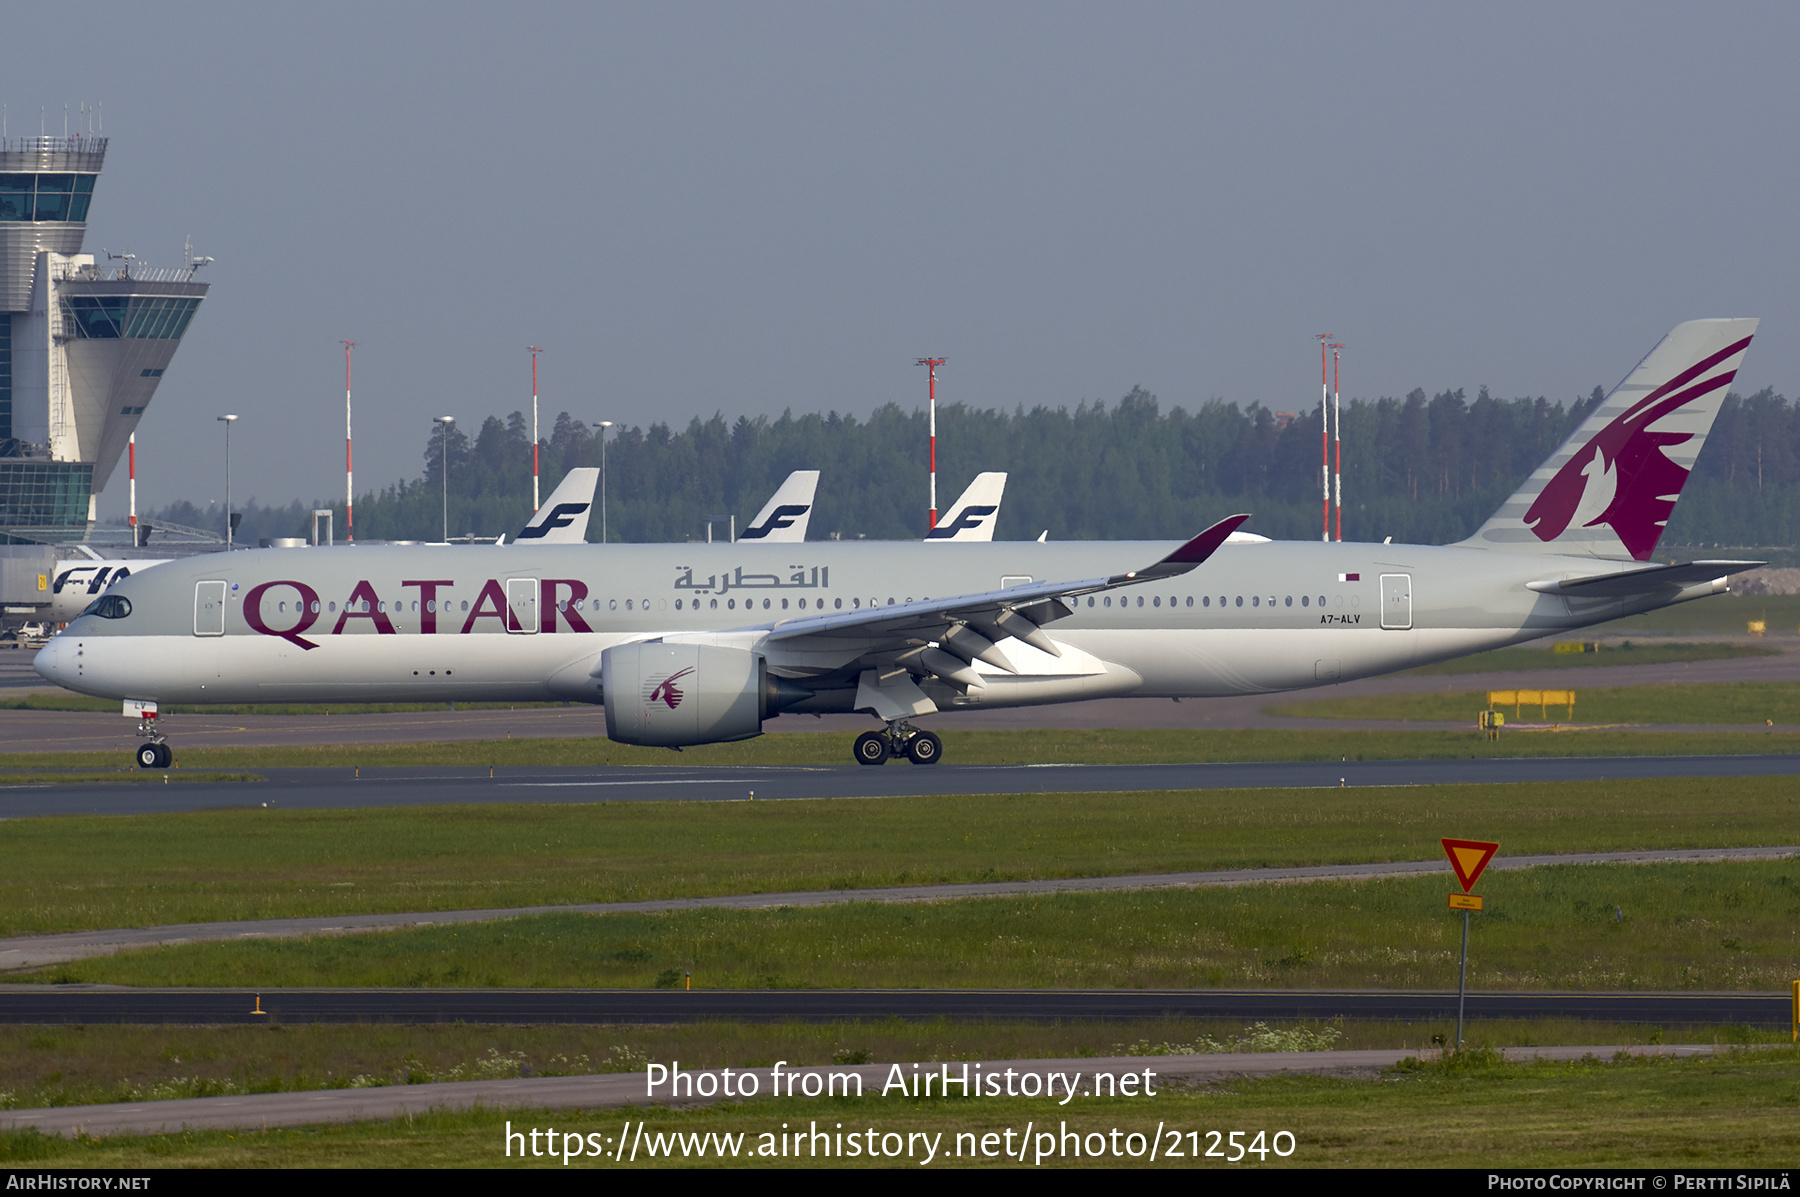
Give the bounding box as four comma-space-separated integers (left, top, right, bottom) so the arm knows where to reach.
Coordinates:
926, 505, 997, 540
738, 504, 811, 540
1524, 335, 1750, 561
517, 502, 591, 540
648, 667, 695, 710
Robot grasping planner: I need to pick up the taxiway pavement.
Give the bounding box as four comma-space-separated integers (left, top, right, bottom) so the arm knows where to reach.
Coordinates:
4, 753, 1799, 819
0, 986, 1783, 1027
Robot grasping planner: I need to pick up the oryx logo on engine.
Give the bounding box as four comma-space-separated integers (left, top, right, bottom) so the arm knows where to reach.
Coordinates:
647, 667, 695, 710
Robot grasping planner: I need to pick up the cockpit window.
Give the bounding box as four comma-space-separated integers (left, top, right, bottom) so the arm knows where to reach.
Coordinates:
83, 594, 132, 619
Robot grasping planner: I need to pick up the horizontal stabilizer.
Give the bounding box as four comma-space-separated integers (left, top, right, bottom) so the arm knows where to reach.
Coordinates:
1526, 560, 1764, 597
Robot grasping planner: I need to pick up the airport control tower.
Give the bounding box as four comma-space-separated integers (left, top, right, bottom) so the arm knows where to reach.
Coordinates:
0, 134, 208, 540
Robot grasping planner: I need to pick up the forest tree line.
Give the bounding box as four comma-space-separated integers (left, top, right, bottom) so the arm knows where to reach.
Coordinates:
149, 385, 1800, 552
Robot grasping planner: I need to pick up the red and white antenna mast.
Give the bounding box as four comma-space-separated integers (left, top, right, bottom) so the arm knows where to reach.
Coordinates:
529, 346, 545, 512
917, 357, 946, 529
1330, 342, 1345, 542
1316, 333, 1332, 541
128, 433, 137, 544
341, 340, 356, 542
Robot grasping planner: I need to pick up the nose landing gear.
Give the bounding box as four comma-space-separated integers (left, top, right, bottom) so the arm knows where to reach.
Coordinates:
852, 721, 943, 766
134, 711, 171, 769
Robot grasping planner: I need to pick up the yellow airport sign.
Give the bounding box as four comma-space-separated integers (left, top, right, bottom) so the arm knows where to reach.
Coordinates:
1449, 893, 1484, 911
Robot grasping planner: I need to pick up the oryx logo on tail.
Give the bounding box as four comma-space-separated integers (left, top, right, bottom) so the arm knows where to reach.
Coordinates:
1462, 320, 1757, 561
1524, 332, 1752, 560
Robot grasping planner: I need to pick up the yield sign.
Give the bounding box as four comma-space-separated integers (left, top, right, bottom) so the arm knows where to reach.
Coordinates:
1441, 839, 1500, 893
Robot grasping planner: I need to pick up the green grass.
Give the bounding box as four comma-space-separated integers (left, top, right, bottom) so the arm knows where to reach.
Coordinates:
7, 727, 1800, 772
1271, 681, 1800, 724
4, 778, 1798, 936
1396, 640, 1776, 676
11, 1017, 1761, 1113
5, 1051, 1800, 1167
26, 859, 1800, 992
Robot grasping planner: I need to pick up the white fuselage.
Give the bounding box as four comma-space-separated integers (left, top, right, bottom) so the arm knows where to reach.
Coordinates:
35, 537, 1718, 714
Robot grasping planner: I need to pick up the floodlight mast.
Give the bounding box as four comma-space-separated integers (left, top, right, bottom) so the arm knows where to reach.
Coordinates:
593, 421, 614, 543
917, 358, 946, 529
433, 416, 455, 543
529, 347, 545, 512
1316, 334, 1333, 541
341, 341, 356, 542
217, 415, 239, 549
1331, 343, 1345, 542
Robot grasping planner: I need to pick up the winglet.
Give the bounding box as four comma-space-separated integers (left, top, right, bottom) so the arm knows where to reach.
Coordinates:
1118, 514, 1250, 582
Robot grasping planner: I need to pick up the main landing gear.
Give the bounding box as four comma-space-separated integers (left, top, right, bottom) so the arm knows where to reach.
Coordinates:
134, 712, 172, 769
853, 721, 942, 766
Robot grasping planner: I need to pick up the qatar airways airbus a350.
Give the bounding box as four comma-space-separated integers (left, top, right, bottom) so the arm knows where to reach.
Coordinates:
37, 319, 1762, 769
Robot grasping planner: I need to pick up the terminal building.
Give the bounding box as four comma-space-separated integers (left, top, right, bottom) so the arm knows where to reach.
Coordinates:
0, 133, 214, 625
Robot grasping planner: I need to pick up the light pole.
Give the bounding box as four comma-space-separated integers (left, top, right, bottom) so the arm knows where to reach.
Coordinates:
593, 420, 613, 543
529, 346, 544, 511
217, 414, 238, 548
433, 416, 455, 543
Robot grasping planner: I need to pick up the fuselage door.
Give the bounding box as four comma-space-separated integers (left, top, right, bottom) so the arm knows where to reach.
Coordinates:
194, 580, 227, 636
1380, 573, 1413, 630
506, 578, 539, 634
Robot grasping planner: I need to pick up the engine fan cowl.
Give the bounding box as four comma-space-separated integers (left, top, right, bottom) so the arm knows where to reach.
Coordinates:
602, 642, 800, 747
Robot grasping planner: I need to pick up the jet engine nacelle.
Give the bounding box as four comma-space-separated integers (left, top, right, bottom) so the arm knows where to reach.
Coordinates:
602, 641, 803, 747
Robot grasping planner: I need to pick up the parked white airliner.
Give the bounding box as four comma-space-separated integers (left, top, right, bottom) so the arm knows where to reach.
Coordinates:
38, 320, 1761, 769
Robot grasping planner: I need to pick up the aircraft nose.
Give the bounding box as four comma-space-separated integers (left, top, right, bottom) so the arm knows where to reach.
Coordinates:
33, 634, 73, 687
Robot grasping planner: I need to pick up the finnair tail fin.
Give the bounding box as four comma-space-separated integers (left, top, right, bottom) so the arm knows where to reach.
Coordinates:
927, 472, 1007, 541
738, 470, 820, 542
1461, 319, 1758, 561
515, 468, 599, 543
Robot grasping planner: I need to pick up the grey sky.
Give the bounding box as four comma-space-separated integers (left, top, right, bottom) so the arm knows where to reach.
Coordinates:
6, 1, 1796, 518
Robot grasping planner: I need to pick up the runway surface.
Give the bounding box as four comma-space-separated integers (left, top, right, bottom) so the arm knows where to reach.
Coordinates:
0, 1043, 1727, 1137
4, 641, 1796, 753
6, 753, 1800, 818
0, 985, 1784, 1027
4, 846, 1790, 970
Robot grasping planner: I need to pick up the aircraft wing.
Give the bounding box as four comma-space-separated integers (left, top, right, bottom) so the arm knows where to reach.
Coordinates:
1526, 559, 1764, 597
515, 469, 599, 543
751, 515, 1248, 675
739, 471, 820, 542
